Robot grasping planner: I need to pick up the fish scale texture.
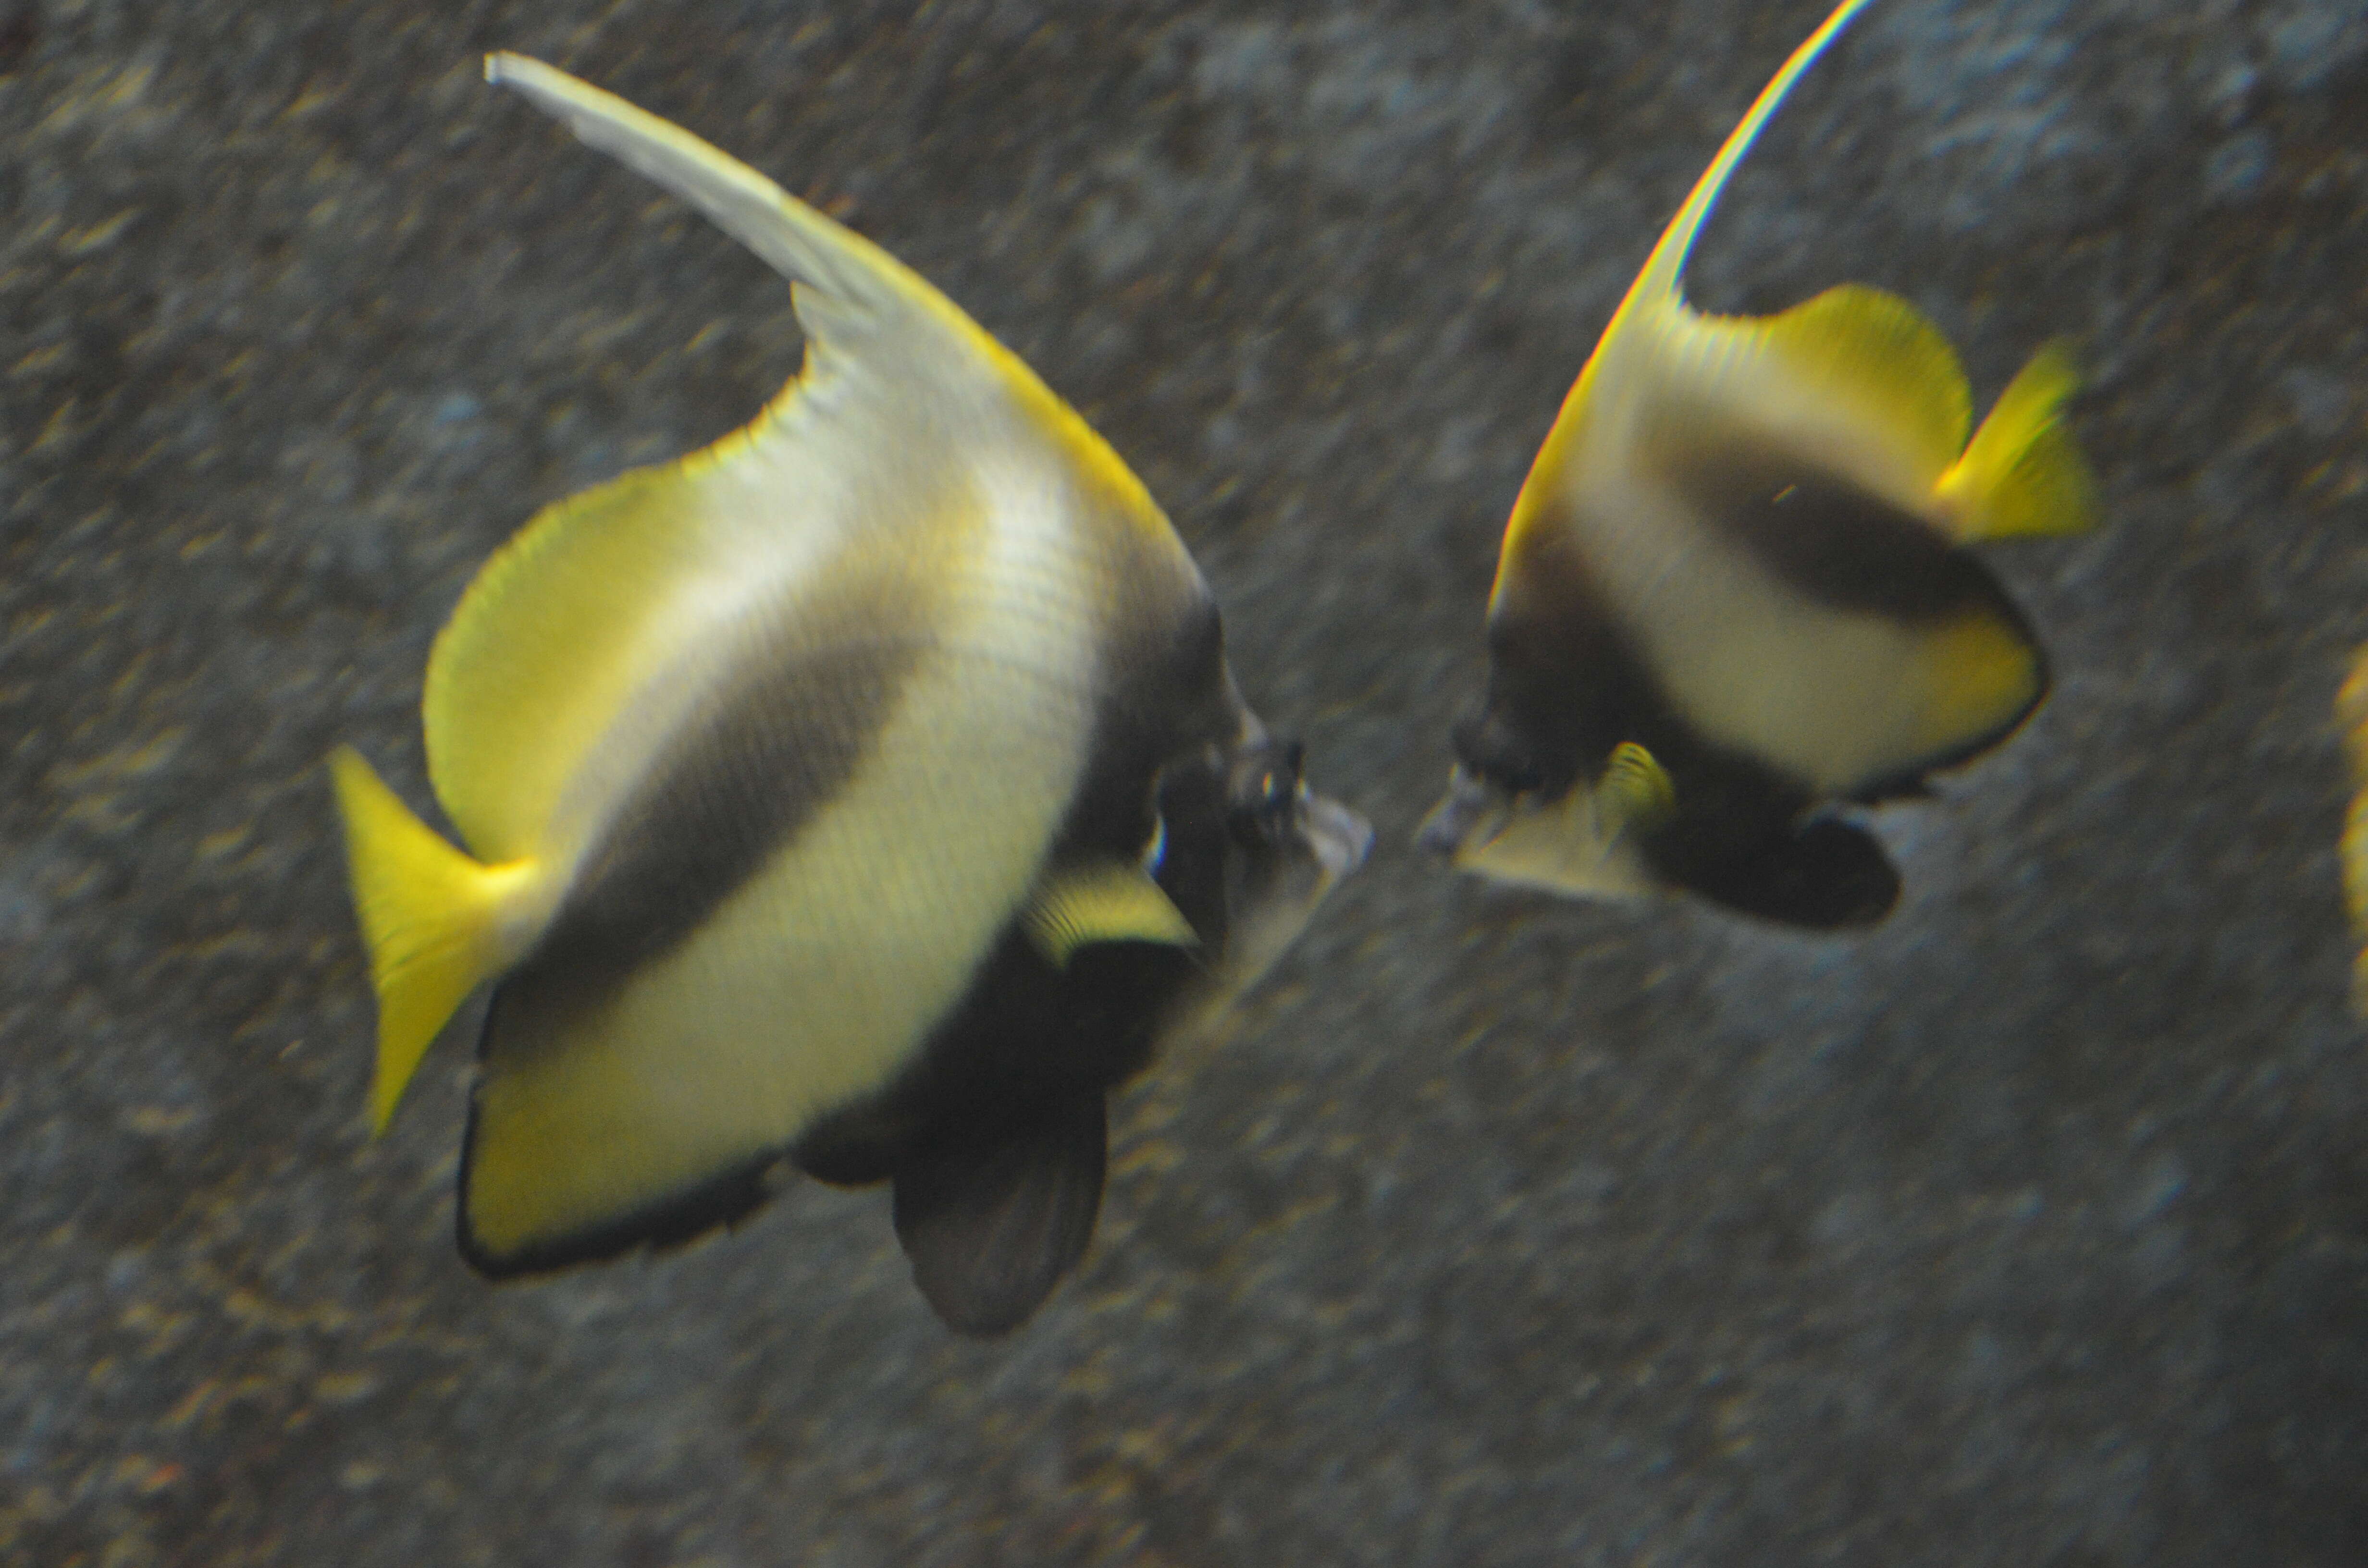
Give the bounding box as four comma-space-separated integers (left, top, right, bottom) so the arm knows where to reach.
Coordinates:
4, 0, 2367, 1564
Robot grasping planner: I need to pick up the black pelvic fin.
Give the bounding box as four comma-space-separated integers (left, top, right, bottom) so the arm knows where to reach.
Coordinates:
891, 1090, 1109, 1337
1656, 813, 1901, 930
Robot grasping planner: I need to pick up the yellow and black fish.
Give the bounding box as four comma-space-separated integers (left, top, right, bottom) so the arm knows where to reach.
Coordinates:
1419, 0, 2097, 927
330, 56, 1369, 1336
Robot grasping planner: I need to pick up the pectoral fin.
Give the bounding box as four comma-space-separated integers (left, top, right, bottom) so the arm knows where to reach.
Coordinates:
1597, 741, 1677, 839
1023, 859, 1198, 968
891, 1091, 1108, 1336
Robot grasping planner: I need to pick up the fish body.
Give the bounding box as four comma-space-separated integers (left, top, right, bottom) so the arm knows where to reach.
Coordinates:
330, 57, 1367, 1336
1421, 0, 2097, 927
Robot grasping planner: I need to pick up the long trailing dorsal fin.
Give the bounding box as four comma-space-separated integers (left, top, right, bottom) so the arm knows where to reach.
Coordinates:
1618, 0, 1876, 316
1498, 0, 1881, 589
484, 54, 1159, 500
486, 54, 1036, 397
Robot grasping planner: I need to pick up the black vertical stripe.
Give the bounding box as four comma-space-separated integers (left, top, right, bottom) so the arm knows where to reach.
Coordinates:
518, 561, 936, 984
1640, 414, 2037, 630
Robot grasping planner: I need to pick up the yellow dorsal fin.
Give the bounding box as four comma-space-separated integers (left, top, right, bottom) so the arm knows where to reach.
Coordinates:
1935, 341, 2099, 541
328, 748, 552, 1132
1022, 859, 1198, 969
1622, 0, 1876, 314
1597, 741, 1677, 838
1761, 283, 1973, 483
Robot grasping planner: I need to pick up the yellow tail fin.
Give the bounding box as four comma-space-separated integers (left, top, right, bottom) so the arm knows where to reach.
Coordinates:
328, 747, 546, 1133
1936, 342, 2100, 541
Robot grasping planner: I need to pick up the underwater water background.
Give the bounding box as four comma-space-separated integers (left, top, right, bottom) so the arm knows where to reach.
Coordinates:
4, 0, 2364, 1562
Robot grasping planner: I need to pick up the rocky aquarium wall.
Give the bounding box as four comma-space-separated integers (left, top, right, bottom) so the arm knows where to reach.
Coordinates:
3, 0, 2363, 1563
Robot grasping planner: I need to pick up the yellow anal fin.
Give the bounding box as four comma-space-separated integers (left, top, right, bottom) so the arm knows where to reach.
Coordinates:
1761, 283, 1974, 483
1598, 741, 1677, 839
1022, 859, 1198, 969
328, 747, 547, 1132
1936, 341, 2100, 541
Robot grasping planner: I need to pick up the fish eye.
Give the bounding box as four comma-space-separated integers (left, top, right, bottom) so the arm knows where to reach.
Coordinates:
1225, 736, 1305, 845
1264, 739, 1305, 807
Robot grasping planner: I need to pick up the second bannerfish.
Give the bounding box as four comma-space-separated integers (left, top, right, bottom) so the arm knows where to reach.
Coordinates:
1420, 0, 2098, 928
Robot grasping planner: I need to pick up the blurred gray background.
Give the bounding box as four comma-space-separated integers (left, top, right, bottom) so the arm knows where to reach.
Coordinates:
4, 0, 2364, 1562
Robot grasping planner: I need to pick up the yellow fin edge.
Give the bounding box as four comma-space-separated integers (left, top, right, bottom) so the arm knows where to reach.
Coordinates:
328, 747, 543, 1133
2347, 784, 2368, 1018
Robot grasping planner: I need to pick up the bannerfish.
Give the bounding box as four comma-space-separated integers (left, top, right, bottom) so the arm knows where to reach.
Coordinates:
329, 56, 1369, 1336
1418, 0, 2097, 928
2337, 649, 2368, 1013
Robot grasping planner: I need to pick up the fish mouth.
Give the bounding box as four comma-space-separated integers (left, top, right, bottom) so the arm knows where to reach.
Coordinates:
1301, 790, 1374, 883
1414, 772, 1505, 860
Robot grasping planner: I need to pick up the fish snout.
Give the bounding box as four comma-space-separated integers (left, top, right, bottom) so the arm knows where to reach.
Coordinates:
1415, 772, 1500, 860
1301, 790, 1374, 882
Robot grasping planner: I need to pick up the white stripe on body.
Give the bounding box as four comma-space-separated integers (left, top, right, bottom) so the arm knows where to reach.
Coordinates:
465, 448, 1110, 1249
1557, 336, 1963, 797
